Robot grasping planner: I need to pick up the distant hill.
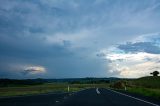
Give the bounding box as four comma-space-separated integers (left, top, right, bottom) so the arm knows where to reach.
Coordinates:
0, 79, 44, 87
0, 77, 120, 87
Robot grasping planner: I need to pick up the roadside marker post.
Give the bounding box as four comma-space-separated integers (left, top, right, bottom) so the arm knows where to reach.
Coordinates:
125, 86, 127, 91
68, 85, 70, 92
124, 81, 127, 91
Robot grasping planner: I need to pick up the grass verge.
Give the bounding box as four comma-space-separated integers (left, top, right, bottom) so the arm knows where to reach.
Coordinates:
0, 83, 109, 97
109, 76, 160, 100
127, 87, 160, 100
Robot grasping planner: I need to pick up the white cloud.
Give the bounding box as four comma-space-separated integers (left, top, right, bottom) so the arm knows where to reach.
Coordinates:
98, 33, 160, 78
8, 63, 46, 75
106, 52, 160, 78
23, 66, 46, 74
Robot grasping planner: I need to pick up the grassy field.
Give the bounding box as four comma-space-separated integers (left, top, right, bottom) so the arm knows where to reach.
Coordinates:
110, 76, 160, 100
1, 76, 159, 99
0, 83, 109, 97
126, 76, 160, 99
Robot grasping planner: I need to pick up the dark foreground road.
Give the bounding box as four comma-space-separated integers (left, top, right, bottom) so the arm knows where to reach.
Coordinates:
57, 88, 160, 106
0, 88, 160, 106
0, 93, 69, 106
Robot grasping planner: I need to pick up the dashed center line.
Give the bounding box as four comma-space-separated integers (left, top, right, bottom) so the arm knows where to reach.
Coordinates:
96, 88, 100, 94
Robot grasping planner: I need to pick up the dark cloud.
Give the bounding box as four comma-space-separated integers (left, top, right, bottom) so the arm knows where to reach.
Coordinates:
0, 0, 160, 78
118, 42, 160, 54
96, 53, 106, 57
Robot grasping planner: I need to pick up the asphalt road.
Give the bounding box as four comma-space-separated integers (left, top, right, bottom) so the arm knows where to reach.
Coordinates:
58, 88, 160, 106
0, 93, 68, 106
0, 88, 160, 106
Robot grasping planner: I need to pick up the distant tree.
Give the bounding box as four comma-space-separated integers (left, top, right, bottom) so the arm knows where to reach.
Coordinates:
150, 71, 159, 76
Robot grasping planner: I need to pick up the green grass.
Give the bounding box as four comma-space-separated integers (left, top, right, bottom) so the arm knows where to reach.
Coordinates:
125, 76, 160, 99
110, 76, 160, 100
0, 83, 67, 97
127, 87, 160, 100
0, 83, 109, 97
128, 76, 160, 88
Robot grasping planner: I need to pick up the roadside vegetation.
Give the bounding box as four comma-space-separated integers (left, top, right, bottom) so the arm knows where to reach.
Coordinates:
0, 74, 159, 99
0, 83, 67, 97
0, 78, 109, 97
126, 76, 160, 100
110, 76, 160, 100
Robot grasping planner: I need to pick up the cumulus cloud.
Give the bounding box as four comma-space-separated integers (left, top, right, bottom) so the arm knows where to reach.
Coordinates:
107, 52, 160, 78
98, 33, 160, 78
0, 63, 47, 79
23, 66, 46, 75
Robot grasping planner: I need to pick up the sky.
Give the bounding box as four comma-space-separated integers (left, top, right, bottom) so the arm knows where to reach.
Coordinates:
0, 0, 160, 79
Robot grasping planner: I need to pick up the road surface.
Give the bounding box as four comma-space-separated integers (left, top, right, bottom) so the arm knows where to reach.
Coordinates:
0, 93, 68, 106
0, 88, 159, 106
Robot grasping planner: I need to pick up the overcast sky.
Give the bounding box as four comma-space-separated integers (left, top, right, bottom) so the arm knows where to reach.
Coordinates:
0, 0, 160, 79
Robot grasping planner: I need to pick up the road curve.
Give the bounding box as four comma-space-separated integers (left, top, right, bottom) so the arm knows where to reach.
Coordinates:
0, 88, 159, 106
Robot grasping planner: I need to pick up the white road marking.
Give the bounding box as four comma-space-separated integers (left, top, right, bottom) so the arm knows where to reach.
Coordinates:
107, 89, 159, 106
96, 88, 101, 94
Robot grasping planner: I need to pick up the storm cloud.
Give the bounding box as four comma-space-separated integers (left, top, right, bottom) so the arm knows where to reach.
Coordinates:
0, 0, 160, 78
118, 42, 160, 54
